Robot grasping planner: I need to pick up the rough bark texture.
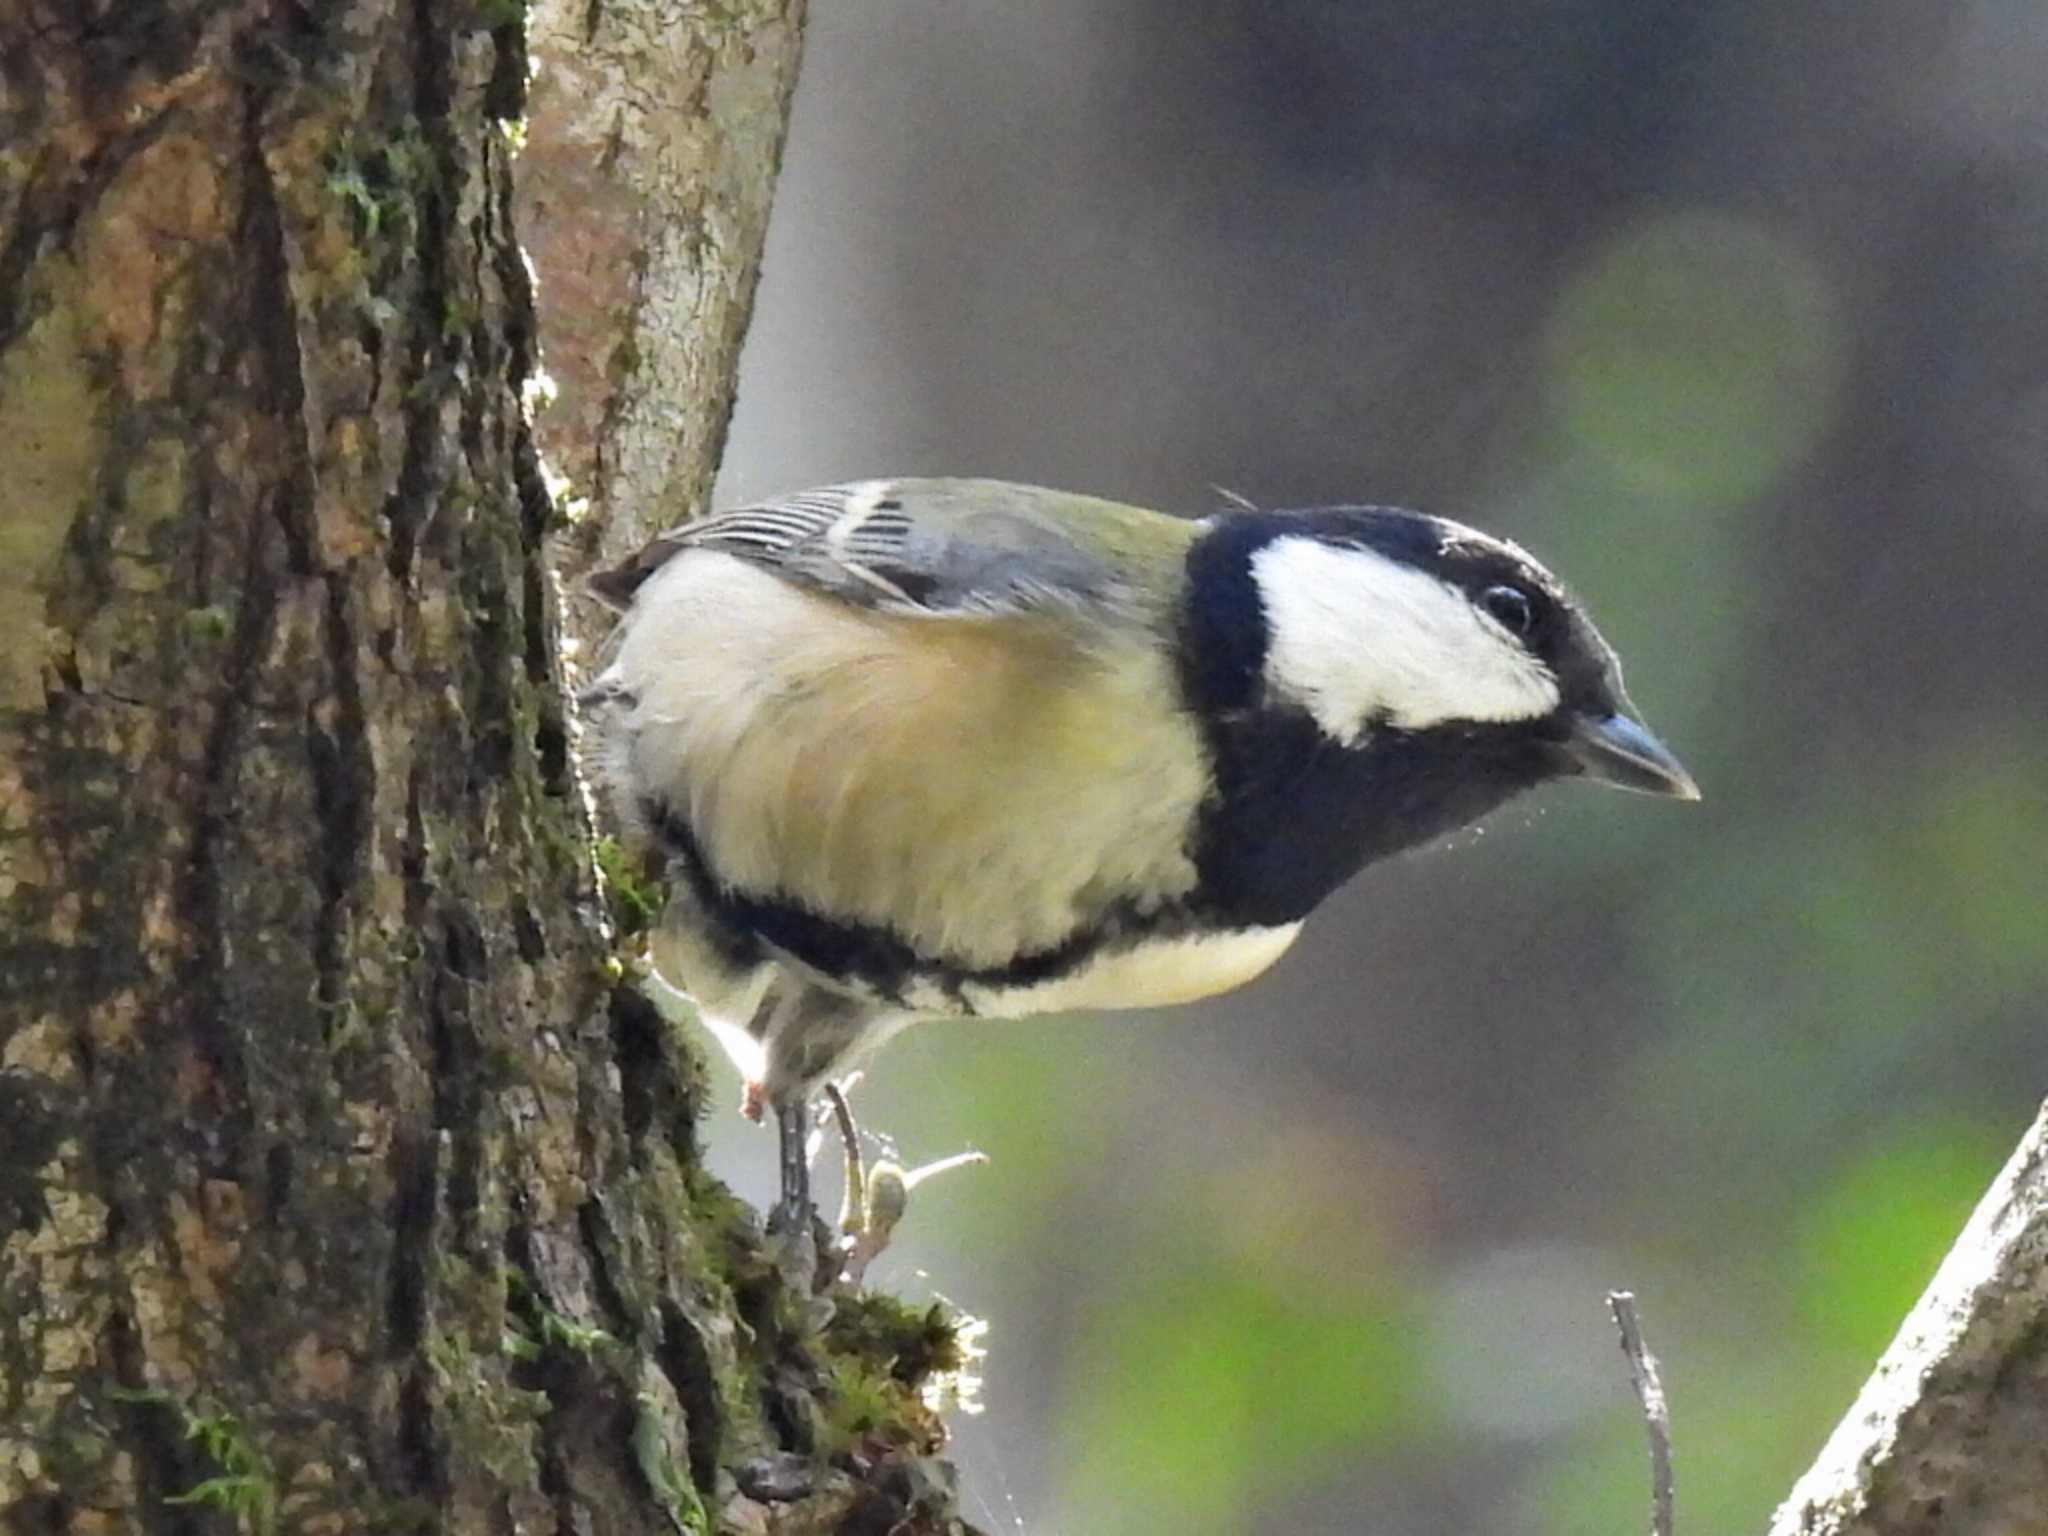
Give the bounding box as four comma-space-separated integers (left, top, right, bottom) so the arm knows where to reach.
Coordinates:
516, 0, 805, 622
1768, 1100, 2048, 1536
0, 4, 974, 1532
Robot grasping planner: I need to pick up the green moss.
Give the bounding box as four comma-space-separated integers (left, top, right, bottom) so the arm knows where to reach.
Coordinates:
500, 1263, 618, 1360
325, 165, 383, 236
543, 1310, 616, 1355
679, 1166, 767, 1297
813, 1297, 967, 1456
593, 835, 663, 936
818, 1356, 911, 1455
438, 1252, 512, 1343
822, 1295, 964, 1386
111, 1388, 277, 1531
631, 1391, 710, 1535
426, 1329, 547, 1488
183, 605, 234, 643
324, 124, 434, 246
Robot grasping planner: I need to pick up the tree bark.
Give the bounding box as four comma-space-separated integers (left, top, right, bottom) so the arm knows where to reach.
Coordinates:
0, 5, 974, 1533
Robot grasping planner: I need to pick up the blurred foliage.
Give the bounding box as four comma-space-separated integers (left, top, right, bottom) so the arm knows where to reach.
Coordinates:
1054, 1213, 1425, 1533
1792, 1122, 2012, 1358
1546, 211, 1843, 505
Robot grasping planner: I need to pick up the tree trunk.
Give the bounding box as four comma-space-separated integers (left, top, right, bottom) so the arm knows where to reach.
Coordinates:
0, 5, 974, 1532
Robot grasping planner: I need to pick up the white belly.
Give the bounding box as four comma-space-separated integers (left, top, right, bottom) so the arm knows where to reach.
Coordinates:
956, 923, 1303, 1018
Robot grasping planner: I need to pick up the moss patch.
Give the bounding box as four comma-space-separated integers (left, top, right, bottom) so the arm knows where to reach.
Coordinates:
109, 1388, 278, 1531
813, 1296, 966, 1457
593, 834, 663, 938
426, 1330, 548, 1490
823, 1295, 965, 1387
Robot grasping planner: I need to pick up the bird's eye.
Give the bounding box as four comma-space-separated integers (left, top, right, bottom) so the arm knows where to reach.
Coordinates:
1481, 584, 1536, 637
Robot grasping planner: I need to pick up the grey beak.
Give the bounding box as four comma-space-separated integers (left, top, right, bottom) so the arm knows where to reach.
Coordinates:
1562, 713, 1701, 800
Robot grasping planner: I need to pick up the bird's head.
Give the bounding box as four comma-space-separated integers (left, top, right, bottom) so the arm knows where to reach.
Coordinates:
1180, 504, 1696, 907
1253, 506, 1695, 796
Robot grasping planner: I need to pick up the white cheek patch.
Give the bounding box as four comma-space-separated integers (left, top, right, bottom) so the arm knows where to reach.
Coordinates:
1250, 536, 1561, 740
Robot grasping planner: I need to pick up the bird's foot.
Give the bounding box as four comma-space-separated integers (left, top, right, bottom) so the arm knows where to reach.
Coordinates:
765, 1095, 839, 1298
763, 1202, 833, 1304
762, 1079, 990, 1295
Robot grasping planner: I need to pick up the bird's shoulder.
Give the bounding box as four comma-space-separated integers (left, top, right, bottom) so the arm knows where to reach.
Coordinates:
590, 477, 1204, 621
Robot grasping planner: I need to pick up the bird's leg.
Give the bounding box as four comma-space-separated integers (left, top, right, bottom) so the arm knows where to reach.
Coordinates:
760, 988, 885, 1291
769, 1093, 813, 1238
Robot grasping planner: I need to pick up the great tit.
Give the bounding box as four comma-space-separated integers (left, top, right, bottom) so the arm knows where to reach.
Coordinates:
585, 478, 1696, 1232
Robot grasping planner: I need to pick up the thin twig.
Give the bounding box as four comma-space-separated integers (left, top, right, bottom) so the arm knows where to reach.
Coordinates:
1607, 1290, 1674, 1536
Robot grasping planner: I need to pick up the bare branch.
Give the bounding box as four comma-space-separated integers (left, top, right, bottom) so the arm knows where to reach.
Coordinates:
1608, 1290, 1675, 1536
1768, 1099, 2048, 1535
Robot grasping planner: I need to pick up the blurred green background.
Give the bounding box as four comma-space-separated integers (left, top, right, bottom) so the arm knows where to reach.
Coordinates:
705, 3, 2048, 1531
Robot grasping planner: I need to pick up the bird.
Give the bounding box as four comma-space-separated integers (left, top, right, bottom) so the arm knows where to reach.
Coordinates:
582, 477, 1697, 1242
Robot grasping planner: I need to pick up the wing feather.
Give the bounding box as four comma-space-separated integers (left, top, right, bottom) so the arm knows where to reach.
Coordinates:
589, 478, 1192, 621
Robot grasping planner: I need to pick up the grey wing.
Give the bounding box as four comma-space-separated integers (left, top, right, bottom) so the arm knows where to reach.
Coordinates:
587, 478, 1137, 618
